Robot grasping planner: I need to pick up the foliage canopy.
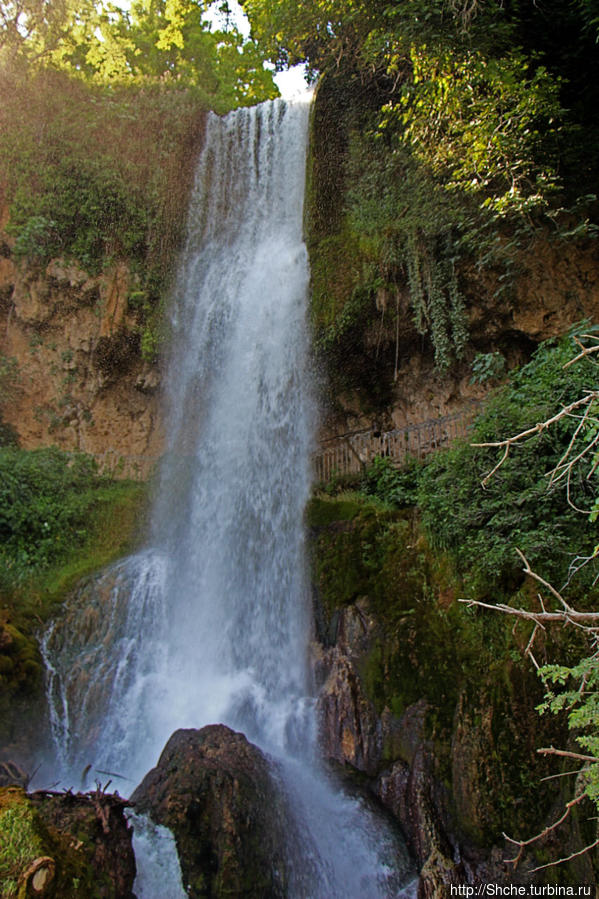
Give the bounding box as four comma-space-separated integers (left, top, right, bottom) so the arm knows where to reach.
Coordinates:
0, 2, 279, 357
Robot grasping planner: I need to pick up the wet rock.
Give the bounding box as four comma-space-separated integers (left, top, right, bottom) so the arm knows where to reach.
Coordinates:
451, 688, 502, 843
418, 846, 462, 899
131, 725, 290, 898
30, 789, 136, 897
376, 742, 453, 871
318, 650, 383, 775
316, 601, 382, 775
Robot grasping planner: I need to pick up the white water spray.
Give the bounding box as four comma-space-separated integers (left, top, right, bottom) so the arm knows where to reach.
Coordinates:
43, 97, 414, 897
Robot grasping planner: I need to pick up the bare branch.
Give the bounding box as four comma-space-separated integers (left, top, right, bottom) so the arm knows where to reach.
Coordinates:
458, 597, 599, 626
472, 393, 599, 487
515, 549, 571, 612
563, 337, 599, 369
503, 793, 587, 867
530, 838, 599, 873
524, 623, 540, 657
480, 443, 510, 488
537, 746, 599, 764
540, 769, 584, 782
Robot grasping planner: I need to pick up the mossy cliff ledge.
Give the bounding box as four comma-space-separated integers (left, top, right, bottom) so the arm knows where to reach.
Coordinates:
0, 783, 135, 898
0, 225, 164, 471
308, 496, 595, 894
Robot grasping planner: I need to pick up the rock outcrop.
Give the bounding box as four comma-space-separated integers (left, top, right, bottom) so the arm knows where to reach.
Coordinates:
307, 73, 599, 440
315, 602, 473, 893
131, 725, 291, 898
309, 498, 598, 896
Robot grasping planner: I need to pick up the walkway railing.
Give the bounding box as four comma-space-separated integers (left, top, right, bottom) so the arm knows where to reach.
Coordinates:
313, 404, 480, 482
61, 404, 480, 483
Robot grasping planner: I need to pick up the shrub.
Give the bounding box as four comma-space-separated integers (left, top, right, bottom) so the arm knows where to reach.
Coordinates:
418, 332, 599, 594
0, 447, 145, 595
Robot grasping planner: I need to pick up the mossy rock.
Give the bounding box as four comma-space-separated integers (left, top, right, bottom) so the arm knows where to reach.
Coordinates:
308, 497, 429, 625
0, 620, 43, 695
0, 786, 135, 898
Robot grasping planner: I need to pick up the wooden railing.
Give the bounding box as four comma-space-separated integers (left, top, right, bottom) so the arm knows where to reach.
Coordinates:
313, 404, 480, 482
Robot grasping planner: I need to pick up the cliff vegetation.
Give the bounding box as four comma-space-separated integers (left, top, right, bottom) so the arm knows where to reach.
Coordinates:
244, 0, 599, 418
0, 1, 278, 364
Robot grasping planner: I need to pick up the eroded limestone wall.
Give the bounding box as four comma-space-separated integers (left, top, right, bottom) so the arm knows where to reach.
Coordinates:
0, 227, 164, 477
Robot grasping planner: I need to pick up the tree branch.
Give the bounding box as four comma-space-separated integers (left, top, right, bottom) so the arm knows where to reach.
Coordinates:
537, 746, 599, 764
503, 793, 587, 867
563, 336, 599, 368
472, 393, 599, 487
458, 597, 599, 626
530, 838, 599, 873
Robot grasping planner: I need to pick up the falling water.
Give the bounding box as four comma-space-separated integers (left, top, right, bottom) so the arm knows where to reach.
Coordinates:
43, 97, 414, 896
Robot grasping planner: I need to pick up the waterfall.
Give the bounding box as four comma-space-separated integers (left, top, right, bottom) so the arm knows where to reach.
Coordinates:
43, 97, 414, 897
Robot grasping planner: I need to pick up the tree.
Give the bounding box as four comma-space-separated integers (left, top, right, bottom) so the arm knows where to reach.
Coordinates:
1, 0, 277, 109
0, 0, 95, 59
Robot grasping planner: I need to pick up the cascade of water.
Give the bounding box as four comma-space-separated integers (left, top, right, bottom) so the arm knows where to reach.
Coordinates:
42, 97, 415, 897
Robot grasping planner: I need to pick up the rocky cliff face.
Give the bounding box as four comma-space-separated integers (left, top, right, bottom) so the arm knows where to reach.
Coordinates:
0, 219, 163, 475
307, 74, 599, 439
308, 497, 598, 895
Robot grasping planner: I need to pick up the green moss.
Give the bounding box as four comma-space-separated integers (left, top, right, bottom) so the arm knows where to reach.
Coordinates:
309, 496, 431, 623
0, 788, 134, 898
306, 495, 367, 527
37, 481, 148, 609
0, 470, 148, 725
309, 229, 369, 334
0, 621, 43, 698
309, 490, 568, 848
306, 72, 397, 409
3, 479, 147, 616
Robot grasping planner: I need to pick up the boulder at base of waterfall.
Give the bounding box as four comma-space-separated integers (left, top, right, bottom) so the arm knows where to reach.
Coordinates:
0, 786, 135, 898
131, 725, 290, 898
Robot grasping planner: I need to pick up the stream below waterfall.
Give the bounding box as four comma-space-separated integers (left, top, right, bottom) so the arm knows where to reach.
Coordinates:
42, 96, 416, 897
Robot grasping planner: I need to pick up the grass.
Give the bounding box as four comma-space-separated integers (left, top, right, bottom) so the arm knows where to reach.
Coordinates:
0, 789, 45, 898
